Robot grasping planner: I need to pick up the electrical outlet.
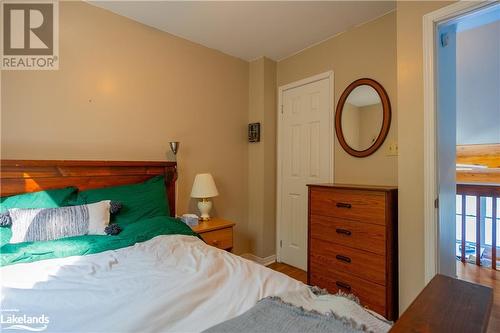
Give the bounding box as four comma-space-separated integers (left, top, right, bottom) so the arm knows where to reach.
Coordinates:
387, 142, 398, 156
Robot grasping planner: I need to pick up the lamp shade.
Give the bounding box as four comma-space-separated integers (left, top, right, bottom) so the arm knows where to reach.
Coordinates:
169, 141, 179, 155
191, 173, 219, 198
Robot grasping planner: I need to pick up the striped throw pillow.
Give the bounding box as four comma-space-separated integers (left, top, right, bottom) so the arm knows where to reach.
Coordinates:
8, 200, 112, 244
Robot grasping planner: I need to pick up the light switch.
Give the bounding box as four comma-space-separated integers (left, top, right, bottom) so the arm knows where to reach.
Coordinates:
387, 142, 398, 156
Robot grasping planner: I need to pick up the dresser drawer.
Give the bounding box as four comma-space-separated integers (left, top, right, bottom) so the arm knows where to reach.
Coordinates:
310, 187, 386, 225
310, 238, 386, 285
310, 215, 386, 255
310, 261, 386, 316
199, 228, 233, 250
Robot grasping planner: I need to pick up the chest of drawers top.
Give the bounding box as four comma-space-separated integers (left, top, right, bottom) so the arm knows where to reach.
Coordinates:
308, 184, 398, 191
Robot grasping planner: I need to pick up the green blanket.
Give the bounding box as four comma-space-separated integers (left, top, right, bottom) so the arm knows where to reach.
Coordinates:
0, 216, 199, 267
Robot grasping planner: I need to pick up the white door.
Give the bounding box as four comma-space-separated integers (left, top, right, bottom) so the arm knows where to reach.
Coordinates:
436, 22, 458, 277
279, 76, 333, 270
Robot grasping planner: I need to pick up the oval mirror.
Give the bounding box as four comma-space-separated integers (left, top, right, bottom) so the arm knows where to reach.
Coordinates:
335, 78, 391, 157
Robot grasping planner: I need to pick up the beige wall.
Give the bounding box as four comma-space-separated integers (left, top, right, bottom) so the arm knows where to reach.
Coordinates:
359, 104, 384, 150
277, 11, 398, 186
341, 103, 361, 150
396, 1, 451, 312
248, 57, 277, 257
0, 1, 251, 254
340, 103, 383, 151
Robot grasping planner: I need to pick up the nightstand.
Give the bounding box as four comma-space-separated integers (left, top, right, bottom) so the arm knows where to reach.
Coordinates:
191, 218, 235, 251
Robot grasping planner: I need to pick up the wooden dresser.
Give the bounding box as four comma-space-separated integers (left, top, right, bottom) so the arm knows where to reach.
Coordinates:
307, 184, 398, 320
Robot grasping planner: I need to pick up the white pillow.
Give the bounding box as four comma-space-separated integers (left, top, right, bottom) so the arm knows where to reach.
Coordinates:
8, 200, 112, 244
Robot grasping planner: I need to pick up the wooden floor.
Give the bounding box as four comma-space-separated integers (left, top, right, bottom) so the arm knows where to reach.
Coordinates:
457, 261, 500, 333
269, 261, 499, 332
268, 262, 307, 283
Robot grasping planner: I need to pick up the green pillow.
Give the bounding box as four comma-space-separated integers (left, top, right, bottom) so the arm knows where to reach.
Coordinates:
0, 187, 77, 213
74, 176, 169, 225
0, 228, 12, 247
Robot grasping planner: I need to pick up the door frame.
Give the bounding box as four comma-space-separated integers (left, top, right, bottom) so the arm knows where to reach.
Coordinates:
276, 70, 334, 264
422, 0, 495, 283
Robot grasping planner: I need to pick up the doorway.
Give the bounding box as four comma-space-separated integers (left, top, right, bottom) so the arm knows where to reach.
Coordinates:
277, 71, 334, 270
426, 3, 499, 330
424, 0, 500, 282
438, 1, 500, 274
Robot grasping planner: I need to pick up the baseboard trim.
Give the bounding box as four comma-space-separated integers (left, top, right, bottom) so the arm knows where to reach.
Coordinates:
240, 253, 276, 266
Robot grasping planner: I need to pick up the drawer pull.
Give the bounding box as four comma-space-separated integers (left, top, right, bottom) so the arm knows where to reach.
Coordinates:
335, 228, 352, 236
335, 281, 351, 291
335, 255, 351, 263
336, 202, 352, 209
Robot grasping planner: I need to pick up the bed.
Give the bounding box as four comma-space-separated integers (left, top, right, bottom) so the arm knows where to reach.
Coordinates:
0, 160, 392, 333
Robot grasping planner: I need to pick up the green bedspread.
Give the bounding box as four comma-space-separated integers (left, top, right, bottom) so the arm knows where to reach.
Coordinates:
0, 216, 199, 267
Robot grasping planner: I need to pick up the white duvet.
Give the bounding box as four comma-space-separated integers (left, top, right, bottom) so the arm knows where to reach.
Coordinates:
1, 235, 390, 333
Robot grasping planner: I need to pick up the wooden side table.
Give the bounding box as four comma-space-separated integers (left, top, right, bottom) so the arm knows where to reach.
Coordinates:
191, 218, 235, 251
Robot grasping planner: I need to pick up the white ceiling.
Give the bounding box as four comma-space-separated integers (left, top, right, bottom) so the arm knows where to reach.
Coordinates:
346, 85, 381, 107
89, 1, 395, 61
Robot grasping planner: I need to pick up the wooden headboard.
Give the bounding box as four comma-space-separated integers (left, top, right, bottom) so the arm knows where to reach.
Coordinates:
0, 160, 177, 217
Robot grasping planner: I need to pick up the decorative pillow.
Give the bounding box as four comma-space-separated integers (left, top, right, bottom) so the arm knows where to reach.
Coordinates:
110, 201, 123, 215
0, 212, 11, 227
0, 187, 77, 213
104, 223, 122, 235
8, 200, 112, 244
73, 176, 169, 225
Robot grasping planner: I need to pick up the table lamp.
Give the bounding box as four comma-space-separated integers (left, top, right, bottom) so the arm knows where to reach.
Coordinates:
191, 173, 219, 221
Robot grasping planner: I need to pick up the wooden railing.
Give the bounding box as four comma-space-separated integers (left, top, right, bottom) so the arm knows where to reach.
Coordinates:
457, 184, 500, 269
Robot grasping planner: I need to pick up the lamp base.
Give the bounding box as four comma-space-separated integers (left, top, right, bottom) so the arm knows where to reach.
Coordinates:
197, 199, 212, 221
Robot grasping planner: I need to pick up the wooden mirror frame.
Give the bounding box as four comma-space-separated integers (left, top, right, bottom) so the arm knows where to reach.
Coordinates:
335, 78, 391, 158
